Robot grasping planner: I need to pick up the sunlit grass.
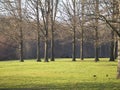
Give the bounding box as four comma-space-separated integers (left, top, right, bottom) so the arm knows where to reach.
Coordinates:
0, 58, 120, 90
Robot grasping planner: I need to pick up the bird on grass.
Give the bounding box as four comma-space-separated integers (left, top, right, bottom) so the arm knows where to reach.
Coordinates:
93, 75, 97, 80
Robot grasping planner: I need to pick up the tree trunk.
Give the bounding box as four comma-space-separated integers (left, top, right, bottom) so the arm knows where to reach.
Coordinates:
80, 30, 84, 60
109, 41, 115, 61
44, 37, 49, 62
95, 39, 99, 62
109, 31, 115, 61
114, 41, 118, 59
44, 0, 50, 62
51, 26, 55, 61
94, 30, 99, 62
19, 28, 24, 62
80, 0, 85, 60
72, 25, 76, 61
94, 25, 99, 62
50, 0, 55, 61
37, 32, 41, 62
19, 0, 24, 62
117, 37, 120, 78
72, 0, 76, 61
36, 0, 41, 62
95, 0, 99, 62
117, 0, 120, 79
109, 0, 118, 61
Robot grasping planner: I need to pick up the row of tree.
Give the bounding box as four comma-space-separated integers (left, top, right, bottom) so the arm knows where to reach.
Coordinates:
0, 0, 120, 78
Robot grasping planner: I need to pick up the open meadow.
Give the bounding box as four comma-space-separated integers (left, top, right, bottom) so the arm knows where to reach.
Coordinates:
0, 58, 120, 90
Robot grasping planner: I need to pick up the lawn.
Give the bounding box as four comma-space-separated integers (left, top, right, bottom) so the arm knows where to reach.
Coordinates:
0, 58, 120, 90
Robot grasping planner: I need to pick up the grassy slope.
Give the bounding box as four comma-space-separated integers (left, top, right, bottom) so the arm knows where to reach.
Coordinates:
0, 58, 120, 90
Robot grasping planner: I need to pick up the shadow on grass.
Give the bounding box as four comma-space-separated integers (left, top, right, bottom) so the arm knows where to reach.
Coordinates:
0, 82, 119, 90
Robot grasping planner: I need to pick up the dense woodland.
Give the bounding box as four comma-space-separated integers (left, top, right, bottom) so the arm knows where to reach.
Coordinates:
0, 0, 120, 77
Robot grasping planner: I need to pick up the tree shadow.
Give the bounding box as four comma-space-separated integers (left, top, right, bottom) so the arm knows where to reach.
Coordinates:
1, 82, 120, 90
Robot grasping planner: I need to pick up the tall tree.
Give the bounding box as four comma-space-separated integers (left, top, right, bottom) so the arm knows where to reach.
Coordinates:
0, 0, 25, 62
36, 0, 41, 62
40, 0, 51, 62
80, 0, 85, 60
72, 0, 76, 61
109, 1, 115, 61
50, 0, 59, 61
18, 0, 24, 62
26, 0, 43, 62
109, 30, 115, 61
60, 0, 81, 61
116, 0, 120, 78
94, 0, 99, 62
28, 0, 51, 62
97, 0, 120, 78
109, 0, 118, 61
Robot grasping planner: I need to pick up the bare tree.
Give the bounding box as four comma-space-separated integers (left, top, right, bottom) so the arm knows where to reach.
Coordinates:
60, 0, 83, 61
38, 0, 51, 62
85, 0, 100, 61
50, 0, 59, 61
26, 0, 43, 62
94, 0, 99, 62
80, 0, 85, 60
26, 0, 59, 62
0, 0, 25, 62
36, 0, 41, 62
18, 0, 24, 62
109, 0, 118, 61
94, 0, 120, 77
72, 0, 77, 61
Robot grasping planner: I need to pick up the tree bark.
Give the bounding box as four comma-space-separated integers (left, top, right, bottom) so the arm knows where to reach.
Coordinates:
109, 31, 115, 61
44, 0, 50, 62
44, 37, 49, 62
109, 0, 118, 61
50, 0, 55, 61
72, 0, 76, 61
36, 0, 41, 62
117, 0, 120, 79
94, 0, 99, 62
37, 31, 41, 62
72, 25, 76, 61
95, 28, 99, 62
80, 32, 84, 60
18, 0, 24, 62
19, 28, 24, 62
51, 24, 55, 61
117, 37, 120, 78
80, 0, 85, 60
114, 40, 118, 59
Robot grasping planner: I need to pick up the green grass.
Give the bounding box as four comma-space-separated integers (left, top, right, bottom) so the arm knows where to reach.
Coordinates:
0, 58, 120, 90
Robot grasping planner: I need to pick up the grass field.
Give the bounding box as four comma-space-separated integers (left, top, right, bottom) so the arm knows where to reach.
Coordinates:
0, 58, 120, 90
